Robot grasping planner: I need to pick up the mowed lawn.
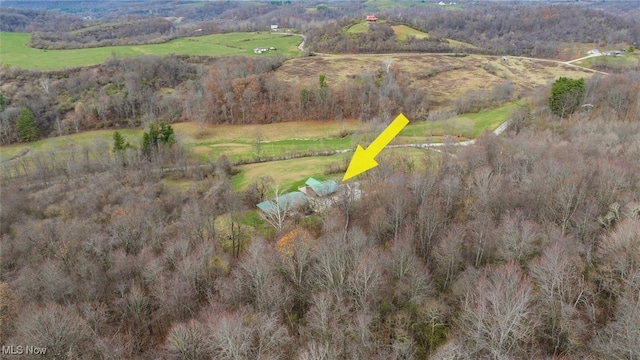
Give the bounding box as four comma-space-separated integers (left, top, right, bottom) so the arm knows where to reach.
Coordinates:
0, 32, 301, 70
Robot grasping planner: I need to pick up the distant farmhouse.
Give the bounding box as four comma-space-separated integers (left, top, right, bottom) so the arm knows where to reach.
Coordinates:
366, 15, 378, 22
271, 24, 278, 31
603, 50, 623, 56
254, 46, 276, 54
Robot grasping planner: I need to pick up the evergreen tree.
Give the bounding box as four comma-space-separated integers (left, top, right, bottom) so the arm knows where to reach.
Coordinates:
15, 107, 38, 142
142, 132, 152, 157
141, 122, 175, 157
548, 77, 585, 118
0, 93, 5, 112
158, 122, 175, 145
112, 131, 130, 152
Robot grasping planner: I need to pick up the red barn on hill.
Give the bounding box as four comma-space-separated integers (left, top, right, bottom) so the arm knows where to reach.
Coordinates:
366, 15, 378, 22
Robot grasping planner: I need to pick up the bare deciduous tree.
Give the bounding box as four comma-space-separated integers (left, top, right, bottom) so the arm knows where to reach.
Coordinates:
593, 270, 640, 359
166, 320, 211, 360
459, 262, 538, 359
16, 303, 100, 359
529, 238, 591, 355
259, 184, 296, 233
596, 218, 640, 295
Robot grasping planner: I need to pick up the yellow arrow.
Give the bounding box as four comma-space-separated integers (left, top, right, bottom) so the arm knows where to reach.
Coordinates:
342, 113, 410, 181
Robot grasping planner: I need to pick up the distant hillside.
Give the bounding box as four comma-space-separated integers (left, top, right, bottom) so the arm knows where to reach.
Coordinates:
308, 19, 474, 54
347, 20, 474, 48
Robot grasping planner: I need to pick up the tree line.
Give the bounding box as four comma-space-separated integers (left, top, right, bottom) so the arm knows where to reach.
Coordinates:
29, 18, 175, 50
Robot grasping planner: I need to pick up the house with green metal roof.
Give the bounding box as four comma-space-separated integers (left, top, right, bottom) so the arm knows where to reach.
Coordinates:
299, 177, 338, 198
256, 191, 309, 215
256, 177, 339, 217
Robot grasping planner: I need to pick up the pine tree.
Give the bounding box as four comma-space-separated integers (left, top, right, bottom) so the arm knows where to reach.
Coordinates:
112, 131, 130, 152
141, 122, 175, 158
159, 122, 175, 145
548, 77, 585, 118
15, 107, 38, 142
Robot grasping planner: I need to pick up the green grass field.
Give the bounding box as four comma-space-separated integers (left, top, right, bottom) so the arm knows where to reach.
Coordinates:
575, 53, 639, 70
347, 21, 427, 40
0, 32, 301, 70
345, 21, 473, 49
398, 102, 520, 141
391, 25, 429, 41
0, 129, 142, 162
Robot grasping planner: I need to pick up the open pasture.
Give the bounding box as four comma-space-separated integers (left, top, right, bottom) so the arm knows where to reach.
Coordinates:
0, 32, 301, 70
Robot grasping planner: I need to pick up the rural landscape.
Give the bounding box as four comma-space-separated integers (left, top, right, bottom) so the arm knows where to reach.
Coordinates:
1, 0, 639, 358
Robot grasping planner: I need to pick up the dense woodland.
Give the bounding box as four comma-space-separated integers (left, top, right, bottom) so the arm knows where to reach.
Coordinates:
2, 73, 640, 358
2, 1, 640, 359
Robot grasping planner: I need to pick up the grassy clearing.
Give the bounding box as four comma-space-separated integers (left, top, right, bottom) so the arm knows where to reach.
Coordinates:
398, 102, 518, 141
346, 21, 467, 45
2, 105, 503, 191
173, 119, 360, 144
174, 120, 359, 162
575, 54, 639, 70
0, 101, 513, 167
347, 22, 373, 34
391, 25, 429, 41
231, 153, 350, 191
193, 137, 353, 163
0, 32, 301, 70
0, 129, 142, 161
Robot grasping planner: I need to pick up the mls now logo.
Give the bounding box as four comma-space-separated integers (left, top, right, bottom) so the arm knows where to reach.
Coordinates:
2, 345, 47, 355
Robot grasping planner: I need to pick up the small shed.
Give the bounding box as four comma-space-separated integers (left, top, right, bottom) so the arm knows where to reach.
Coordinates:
271, 25, 278, 31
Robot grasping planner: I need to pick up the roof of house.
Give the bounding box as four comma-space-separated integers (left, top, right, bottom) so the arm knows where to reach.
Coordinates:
366, 15, 378, 21
257, 192, 308, 214
305, 177, 338, 197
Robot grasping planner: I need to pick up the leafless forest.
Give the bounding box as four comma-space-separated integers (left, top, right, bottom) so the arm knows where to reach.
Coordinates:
1, 1, 640, 359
